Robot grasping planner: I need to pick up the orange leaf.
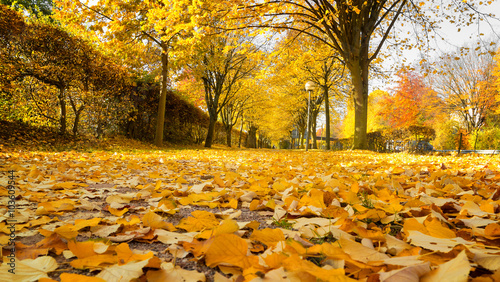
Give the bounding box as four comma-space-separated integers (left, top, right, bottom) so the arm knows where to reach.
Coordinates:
60, 273, 106, 282
176, 210, 219, 232
205, 234, 258, 269
70, 254, 118, 269
108, 207, 129, 217
68, 241, 97, 259
115, 243, 154, 265
142, 211, 176, 231
424, 217, 456, 239
181, 238, 213, 257
485, 223, 500, 237
249, 228, 285, 248
54, 224, 78, 239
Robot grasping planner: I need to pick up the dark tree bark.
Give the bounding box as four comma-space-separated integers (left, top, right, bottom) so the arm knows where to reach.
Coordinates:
238, 117, 244, 148
57, 88, 67, 135
323, 85, 330, 150
155, 45, 169, 146
204, 109, 217, 148
247, 124, 257, 148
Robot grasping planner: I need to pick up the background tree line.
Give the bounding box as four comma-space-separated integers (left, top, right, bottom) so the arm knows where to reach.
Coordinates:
1, 0, 499, 151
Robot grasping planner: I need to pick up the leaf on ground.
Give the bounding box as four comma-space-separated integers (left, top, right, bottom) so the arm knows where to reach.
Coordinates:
96, 258, 150, 282
0, 256, 57, 282
198, 218, 240, 239
60, 273, 106, 282
334, 238, 390, 264
420, 250, 470, 282
249, 228, 285, 248
176, 210, 219, 232
146, 262, 206, 282
204, 233, 259, 269
68, 240, 98, 259
471, 251, 500, 271
155, 229, 197, 245
70, 254, 118, 269
379, 262, 431, 282
407, 231, 474, 252
142, 211, 176, 231
115, 243, 154, 265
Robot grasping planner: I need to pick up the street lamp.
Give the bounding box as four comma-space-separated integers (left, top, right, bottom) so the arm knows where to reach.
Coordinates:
304, 81, 316, 151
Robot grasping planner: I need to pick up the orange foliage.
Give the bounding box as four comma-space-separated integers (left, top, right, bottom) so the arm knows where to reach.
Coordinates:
379, 69, 441, 129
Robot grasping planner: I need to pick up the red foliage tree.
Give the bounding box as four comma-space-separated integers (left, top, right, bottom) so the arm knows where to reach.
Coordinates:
379, 69, 440, 129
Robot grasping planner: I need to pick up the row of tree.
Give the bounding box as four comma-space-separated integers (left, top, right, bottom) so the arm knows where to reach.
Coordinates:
1, 0, 499, 151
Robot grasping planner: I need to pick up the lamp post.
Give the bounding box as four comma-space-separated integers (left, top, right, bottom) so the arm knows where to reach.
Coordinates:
304, 81, 315, 151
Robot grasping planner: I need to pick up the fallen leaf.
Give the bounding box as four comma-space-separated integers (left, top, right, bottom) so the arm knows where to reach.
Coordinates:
0, 256, 57, 282
96, 258, 150, 282
60, 273, 106, 282
379, 262, 431, 281
250, 228, 285, 248
204, 233, 259, 269
176, 210, 219, 232
146, 262, 206, 282
421, 250, 470, 282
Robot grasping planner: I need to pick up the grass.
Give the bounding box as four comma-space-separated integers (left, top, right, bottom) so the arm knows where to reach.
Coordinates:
272, 218, 294, 230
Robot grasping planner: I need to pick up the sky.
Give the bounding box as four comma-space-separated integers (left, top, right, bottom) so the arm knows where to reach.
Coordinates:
375, 0, 500, 91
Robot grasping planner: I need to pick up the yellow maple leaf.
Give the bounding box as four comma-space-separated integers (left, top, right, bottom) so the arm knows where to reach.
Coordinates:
115, 243, 154, 265
54, 224, 78, 239
424, 217, 456, 239
198, 219, 239, 239
176, 210, 219, 232
205, 233, 259, 269
108, 207, 129, 217
68, 240, 97, 259
249, 228, 285, 248
142, 211, 176, 231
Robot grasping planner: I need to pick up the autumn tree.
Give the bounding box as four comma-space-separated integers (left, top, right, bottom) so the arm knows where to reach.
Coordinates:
221, 90, 251, 147
432, 43, 499, 135
378, 69, 441, 129
297, 46, 346, 149
54, 0, 198, 146
189, 33, 259, 148
70, 48, 131, 136
258, 30, 347, 149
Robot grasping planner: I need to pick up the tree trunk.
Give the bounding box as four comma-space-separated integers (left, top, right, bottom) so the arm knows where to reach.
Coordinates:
349, 60, 369, 150
154, 44, 169, 147
238, 119, 244, 148
205, 113, 217, 148
58, 88, 66, 135
312, 110, 318, 149
226, 126, 232, 147
72, 106, 84, 136
324, 85, 330, 150
247, 125, 257, 148
299, 129, 304, 148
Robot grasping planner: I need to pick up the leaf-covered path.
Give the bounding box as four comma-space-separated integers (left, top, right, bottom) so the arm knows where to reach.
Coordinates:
1, 147, 500, 281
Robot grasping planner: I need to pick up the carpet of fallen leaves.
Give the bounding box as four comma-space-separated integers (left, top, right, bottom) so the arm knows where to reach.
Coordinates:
1, 143, 500, 281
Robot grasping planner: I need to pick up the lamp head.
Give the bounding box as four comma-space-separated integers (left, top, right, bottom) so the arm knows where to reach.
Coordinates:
305, 81, 316, 91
